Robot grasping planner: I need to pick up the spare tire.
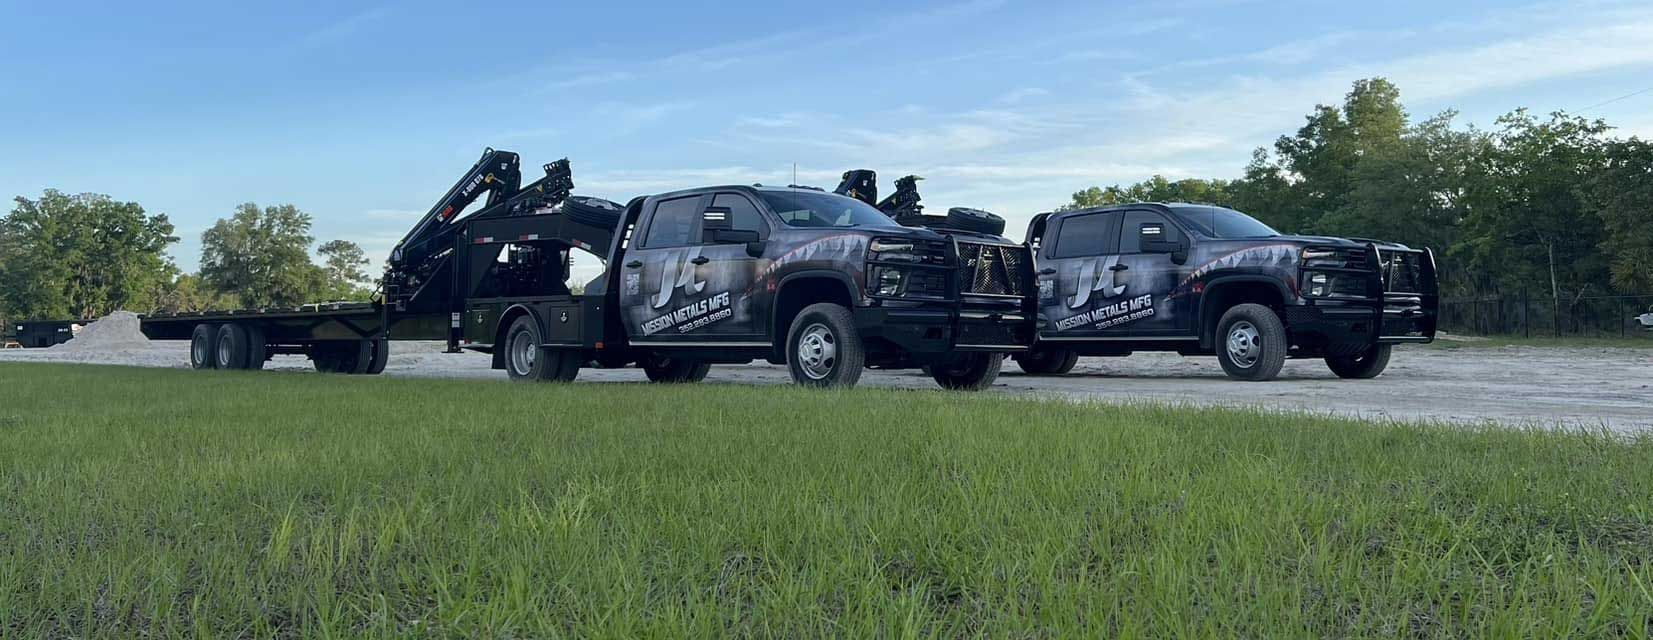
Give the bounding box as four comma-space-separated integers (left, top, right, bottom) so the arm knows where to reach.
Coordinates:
563, 196, 623, 228
945, 207, 1006, 235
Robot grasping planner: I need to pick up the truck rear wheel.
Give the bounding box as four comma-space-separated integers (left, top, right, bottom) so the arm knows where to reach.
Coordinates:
786, 303, 865, 388
1326, 344, 1391, 379
190, 324, 218, 370
930, 352, 1003, 390
642, 356, 710, 383
1216, 303, 1287, 381
1013, 346, 1078, 375
504, 316, 578, 382
215, 324, 251, 370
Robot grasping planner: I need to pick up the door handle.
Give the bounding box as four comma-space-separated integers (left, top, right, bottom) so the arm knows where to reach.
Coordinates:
1109, 264, 1129, 272
690, 256, 710, 265
1038, 267, 1057, 275
625, 260, 643, 269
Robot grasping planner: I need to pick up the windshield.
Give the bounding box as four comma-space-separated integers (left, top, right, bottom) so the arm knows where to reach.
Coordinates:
759, 190, 900, 228
1168, 205, 1279, 239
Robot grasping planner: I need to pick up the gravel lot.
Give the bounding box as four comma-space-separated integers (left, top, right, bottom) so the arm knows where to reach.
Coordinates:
4, 341, 1649, 432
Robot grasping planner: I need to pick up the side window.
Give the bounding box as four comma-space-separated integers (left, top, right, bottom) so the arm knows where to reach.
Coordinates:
1119, 210, 1175, 254
710, 193, 766, 237
641, 196, 701, 249
1051, 213, 1112, 258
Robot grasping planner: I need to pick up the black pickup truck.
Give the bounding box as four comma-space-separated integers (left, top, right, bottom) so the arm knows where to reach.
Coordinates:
141, 150, 1032, 390
1016, 203, 1438, 381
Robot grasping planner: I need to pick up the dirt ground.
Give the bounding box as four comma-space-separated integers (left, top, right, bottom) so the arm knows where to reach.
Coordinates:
3, 341, 1649, 433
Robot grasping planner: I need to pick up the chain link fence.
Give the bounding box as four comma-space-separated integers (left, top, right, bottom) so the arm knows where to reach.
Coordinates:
1439, 292, 1653, 339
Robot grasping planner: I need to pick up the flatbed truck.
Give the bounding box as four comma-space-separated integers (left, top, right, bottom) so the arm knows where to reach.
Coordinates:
141, 150, 1034, 389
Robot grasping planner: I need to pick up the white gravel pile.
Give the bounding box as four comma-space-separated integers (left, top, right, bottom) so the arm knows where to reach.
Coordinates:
48, 311, 151, 352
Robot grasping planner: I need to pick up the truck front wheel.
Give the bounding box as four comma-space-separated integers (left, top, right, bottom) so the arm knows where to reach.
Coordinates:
1013, 346, 1078, 375
1325, 344, 1391, 379
1215, 304, 1287, 381
931, 353, 1004, 390
786, 303, 865, 388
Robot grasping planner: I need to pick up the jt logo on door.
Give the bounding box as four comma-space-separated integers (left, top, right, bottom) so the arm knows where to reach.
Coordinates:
1067, 255, 1127, 309
651, 247, 707, 309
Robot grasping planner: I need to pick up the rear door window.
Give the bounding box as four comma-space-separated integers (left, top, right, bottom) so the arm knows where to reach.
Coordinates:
640, 196, 702, 249
1051, 213, 1114, 258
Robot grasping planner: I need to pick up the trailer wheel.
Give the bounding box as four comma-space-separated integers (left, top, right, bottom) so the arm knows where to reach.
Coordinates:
244, 324, 267, 371
1325, 344, 1392, 379
1216, 304, 1287, 381
215, 324, 251, 370
190, 324, 218, 370
563, 196, 624, 228
310, 341, 372, 374
365, 339, 389, 375
944, 207, 1007, 236
930, 352, 1004, 390
642, 356, 710, 383
1013, 346, 1078, 375
785, 303, 865, 388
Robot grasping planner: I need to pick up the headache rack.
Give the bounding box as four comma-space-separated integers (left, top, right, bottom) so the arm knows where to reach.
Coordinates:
955, 240, 1029, 298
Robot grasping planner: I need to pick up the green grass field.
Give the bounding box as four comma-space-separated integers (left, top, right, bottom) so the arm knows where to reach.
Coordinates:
2, 363, 1651, 638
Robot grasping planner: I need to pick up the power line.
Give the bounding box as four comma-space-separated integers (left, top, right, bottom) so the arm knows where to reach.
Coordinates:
1575, 86, 1653, 113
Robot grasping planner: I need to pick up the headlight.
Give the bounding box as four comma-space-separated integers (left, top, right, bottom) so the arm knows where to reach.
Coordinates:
1301, 247, 1344, 268
873, 266, 906, 296
870, 239, 915, 253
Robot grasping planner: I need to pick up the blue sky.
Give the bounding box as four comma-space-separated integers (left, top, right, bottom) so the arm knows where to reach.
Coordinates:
4, 0, 1652, 277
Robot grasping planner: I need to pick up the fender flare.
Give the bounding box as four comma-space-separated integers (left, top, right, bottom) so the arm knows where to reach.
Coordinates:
491, 303, 545, 370
771, 269, 860, 345
1196, 275, 1295, 345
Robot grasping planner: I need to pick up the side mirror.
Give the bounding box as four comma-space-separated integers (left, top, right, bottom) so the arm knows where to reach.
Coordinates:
1140, 222, 1184, 254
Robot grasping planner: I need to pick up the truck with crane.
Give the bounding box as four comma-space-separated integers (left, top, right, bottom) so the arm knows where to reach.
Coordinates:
139, 150, 1034, 389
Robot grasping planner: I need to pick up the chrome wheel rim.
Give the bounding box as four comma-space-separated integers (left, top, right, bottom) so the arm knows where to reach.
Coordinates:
216, 334, 234, 368
795, 323, 838, 380
509, 330, 536, 377
193, 335, 209, 365
1226, 320, 1261, 368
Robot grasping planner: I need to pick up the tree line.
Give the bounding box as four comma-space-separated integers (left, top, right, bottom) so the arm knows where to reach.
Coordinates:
1061, 77, 1652, 308
0, 195, 373, 327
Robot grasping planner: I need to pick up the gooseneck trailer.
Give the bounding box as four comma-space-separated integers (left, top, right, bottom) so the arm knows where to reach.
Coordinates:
141, 150, 1034, 389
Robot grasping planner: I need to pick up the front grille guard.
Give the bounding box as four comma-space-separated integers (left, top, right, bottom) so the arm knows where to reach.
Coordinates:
1366, 244, 1439, 342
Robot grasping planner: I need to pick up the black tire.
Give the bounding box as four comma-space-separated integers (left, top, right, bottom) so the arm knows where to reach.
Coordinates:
1013, 346, 1079, 375
364, 338, 388, 375
503, 316, 557, 382
215, 324, 251, 370
930, 352, 1003, 391
1326, 344, 1392, 379
642, 356, 711, 383
244, 324, 267, 371
944, 207, 1006, 236
563, 196, 624, 228
785, 303, 865, 388
1215, 303, 1287, 381
310, 341, 372, 374
189, 324, 218, 370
